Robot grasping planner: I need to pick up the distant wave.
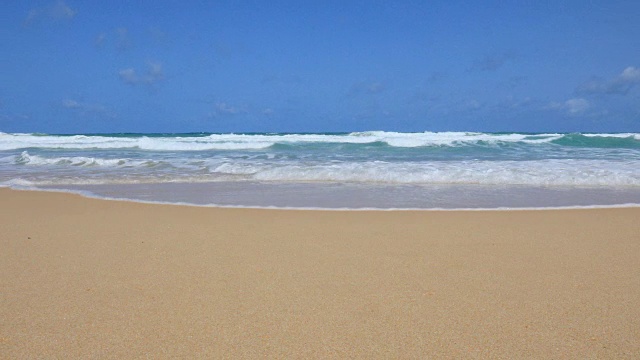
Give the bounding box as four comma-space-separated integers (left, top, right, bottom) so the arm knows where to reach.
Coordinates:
1, 131, 639, 151
551, 133, 640, 148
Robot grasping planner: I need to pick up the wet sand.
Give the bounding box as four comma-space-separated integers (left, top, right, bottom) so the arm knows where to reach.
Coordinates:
1, 188, 639, 358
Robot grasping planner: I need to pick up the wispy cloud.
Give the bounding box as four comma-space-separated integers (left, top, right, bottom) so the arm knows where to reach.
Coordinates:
61, 99, 113, 118
0, 113, 30, 124
148, 26, 168, 44
205, 101, 251, 119
50, 1, 76, 20
115, 27, 132, 51
261, 74, 303, 85
94, 27, 133, 51
426, 72, 447, 83
118, 62, 164, 86
215, 102, 241, 115
497, 96, 532, 110
470, 52, 517, 72
462, 99, 483, 111
348, 81, 387, 96
577, 66, 640, 95
210, 102, 247, 117
94, 32, 107, 47
24, 1, 76, 26
61, 99, 81, 109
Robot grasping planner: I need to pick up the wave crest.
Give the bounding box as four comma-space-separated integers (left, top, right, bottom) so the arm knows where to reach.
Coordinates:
4, 131, 638, 150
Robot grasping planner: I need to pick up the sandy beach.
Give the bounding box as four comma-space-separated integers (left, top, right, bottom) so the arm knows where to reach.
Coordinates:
1, 188, 639, 358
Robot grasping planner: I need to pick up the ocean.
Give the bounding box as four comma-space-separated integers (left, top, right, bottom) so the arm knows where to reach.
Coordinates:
1, 131, 640, 209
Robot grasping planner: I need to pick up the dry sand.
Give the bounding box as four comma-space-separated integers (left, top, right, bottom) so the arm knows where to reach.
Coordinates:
1, 188, 639, 358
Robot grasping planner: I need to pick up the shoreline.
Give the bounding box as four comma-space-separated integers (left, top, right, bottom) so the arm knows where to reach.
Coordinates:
4, 184, 640, 212
2, 187, 639, 358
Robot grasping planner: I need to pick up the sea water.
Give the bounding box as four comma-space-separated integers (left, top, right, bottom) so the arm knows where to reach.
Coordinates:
1, 131, 640, 209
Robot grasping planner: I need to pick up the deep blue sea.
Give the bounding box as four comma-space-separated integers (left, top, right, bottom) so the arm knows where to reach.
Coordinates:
2, 131, 640, 209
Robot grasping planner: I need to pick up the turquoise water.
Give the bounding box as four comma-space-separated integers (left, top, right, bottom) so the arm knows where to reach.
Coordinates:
1, 131, 640, 208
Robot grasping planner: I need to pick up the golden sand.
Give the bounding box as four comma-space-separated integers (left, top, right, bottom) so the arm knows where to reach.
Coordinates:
1, 188, 639, 358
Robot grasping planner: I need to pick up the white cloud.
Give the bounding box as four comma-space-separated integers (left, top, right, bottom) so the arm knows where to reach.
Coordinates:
620, 66, 640, 82
24, 1, 76, 26
565, 98, 589, 114
61, 99, 112, 118
118, 62, 164, 86
577, 66, 640, 95
548, 98, 590, 115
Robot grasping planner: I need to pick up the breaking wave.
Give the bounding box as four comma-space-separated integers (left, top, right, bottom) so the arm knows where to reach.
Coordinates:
1, 131, 638, 151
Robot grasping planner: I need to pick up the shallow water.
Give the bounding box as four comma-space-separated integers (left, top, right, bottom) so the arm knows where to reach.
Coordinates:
38, 182, 640, 209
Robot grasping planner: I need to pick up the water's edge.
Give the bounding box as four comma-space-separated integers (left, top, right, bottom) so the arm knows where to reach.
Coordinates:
4, 183, 640, 212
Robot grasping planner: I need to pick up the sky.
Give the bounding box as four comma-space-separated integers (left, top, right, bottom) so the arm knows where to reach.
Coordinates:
1, 1, 640, 134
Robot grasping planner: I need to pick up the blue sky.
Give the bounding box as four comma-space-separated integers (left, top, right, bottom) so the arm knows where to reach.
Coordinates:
1, 1, 639, 133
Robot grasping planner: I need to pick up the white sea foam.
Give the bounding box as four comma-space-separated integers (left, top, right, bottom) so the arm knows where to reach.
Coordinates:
350, 131, 565, 147
1, 178, 35, 187
242, 160, 640, 187
14, 151, 146, 167
7, 153, 639, 187
0, 131, 584, 150
582, 133, 640, 139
